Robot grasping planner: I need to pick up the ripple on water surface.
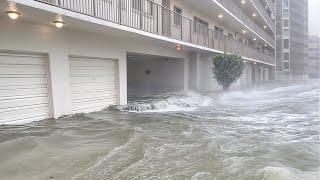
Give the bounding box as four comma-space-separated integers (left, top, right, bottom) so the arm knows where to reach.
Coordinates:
0, 81, 319, 180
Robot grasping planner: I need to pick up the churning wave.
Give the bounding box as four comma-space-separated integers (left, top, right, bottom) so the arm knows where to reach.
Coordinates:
115, 91, 213, 112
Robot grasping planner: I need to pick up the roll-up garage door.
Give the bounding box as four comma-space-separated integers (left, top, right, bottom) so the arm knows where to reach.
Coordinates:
69, 56, 117, 114
0, 52, 51, 124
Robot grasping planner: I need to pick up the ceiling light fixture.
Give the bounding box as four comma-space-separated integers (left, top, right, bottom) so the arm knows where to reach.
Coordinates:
264, 25, 267, 29
252, 13, 256, 17
218, 14, 223, 18
253, 38, 257, 41
6, 11, 20, 20
54, 20, 64, 28
241, 0, 246, 4
242, 30, 246, 34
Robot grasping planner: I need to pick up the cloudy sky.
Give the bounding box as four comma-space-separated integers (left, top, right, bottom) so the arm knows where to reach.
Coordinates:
309, 0, 320, 36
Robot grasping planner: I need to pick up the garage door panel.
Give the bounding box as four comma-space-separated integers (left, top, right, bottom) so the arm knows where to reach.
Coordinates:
0, 53, 51, 124
4, 114, 50, 124
72, 88, 116, 96
72, 93, 116, 102
69, 62, 115, 69
0, 55, 45, 65
72, 98, 116, 111
0, 88, 48, 98
71, 81, 116, 89
0, 84, 47, 90
0, 64, 46, 74
70, 68, 115, 76
69, 57, 117, 114
71, 86, 115, 94
71, 105, 108, 114
0, 77, 48, 87
70, 75, 116, 84
0, 96, 49, 109
0, 106, 50, 120
69, 59, 115, 67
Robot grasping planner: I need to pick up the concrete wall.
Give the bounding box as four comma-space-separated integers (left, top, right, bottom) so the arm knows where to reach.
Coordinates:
188, 53, 273, 91
127, 56, 184, 96
0, 18, 186, 118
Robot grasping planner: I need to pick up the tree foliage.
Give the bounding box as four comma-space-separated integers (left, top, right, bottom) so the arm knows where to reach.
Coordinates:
212, 53, 245, 90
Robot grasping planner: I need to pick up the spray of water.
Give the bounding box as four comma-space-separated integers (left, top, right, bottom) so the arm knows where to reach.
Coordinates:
115, 91, 213, 112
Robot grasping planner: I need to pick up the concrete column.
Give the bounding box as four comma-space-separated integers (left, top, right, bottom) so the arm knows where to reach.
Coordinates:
255, 64, 259, 84
184, 55, 190, 90
247, 63, 252, 86
196, 53, 202, 90
264, 68, 270, 81
260, 66, 264, 82
48, 51, 72, 118
188, 52, 199, 91
118, 51, 127, 105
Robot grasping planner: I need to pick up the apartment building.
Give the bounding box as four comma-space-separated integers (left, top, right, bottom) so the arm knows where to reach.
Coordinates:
308, 36, 320, 79
276, 0, 308, 80
0, 0, 276, 124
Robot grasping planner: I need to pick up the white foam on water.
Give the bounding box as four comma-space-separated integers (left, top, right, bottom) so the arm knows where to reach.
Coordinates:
117, 91, 213, 113
259, 166, 319, 180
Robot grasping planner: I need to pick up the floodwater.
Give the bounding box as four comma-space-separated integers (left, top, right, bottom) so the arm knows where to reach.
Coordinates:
0, 81, 319, 180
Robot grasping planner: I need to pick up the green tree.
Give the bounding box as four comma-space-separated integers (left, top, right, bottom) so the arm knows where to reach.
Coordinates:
212, 53, 245, 90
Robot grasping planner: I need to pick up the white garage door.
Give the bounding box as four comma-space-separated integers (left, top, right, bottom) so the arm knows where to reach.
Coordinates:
0, 53, 51, 124
69, 56, 117, 114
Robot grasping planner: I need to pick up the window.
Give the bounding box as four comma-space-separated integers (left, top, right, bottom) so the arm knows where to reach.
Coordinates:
194, 16, 209, 33
283, 9, 289, 18
284, 52, 289, 60
174, 6, 182, 26
283, 0, 289, 8
283, 19, 289, 27
284, 39, 289, 49
283, 29, 289, 37
132, 0, 142, 11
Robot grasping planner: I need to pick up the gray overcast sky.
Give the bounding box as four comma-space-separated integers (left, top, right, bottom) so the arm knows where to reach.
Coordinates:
309, 0, 320, 36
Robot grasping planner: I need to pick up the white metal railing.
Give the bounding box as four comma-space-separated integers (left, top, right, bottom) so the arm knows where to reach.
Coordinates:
35, 0, 275, 65
250, 0, 275, 32
216, 0, 275, 47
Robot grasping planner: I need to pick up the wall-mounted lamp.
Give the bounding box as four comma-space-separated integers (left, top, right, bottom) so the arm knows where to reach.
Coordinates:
6, 11, 20, 20
176, 44, 181, 51
218, 14, 223, 18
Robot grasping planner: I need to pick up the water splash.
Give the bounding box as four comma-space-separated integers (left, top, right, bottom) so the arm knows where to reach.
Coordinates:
115, 91, 213, 112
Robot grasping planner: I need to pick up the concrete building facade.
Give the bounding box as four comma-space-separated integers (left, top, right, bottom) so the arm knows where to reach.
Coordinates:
308, 36, 320, 79
0, 0, 276, 124
275, 0, 308, 80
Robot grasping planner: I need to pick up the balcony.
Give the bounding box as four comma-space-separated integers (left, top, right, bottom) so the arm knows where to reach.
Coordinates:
265, 0, 275, 13
35, 0, 275, 65
249, 0, 275, 32
216, 0, 275, 47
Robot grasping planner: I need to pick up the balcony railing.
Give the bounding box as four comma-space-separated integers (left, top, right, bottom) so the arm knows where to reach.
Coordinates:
217, 0, 275, 46
265, 0, 275, 13
250, 0, 275, 32
36, 0, 275, 65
